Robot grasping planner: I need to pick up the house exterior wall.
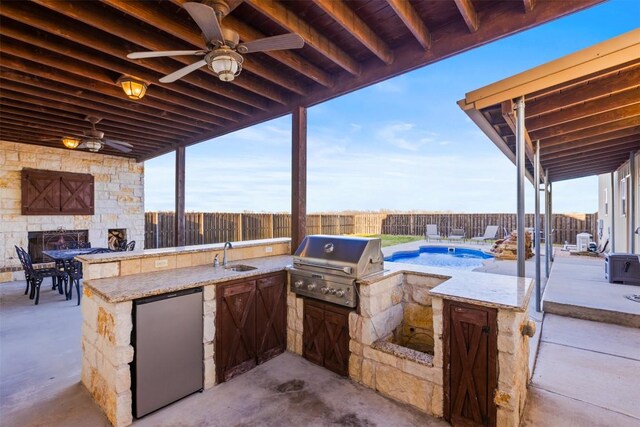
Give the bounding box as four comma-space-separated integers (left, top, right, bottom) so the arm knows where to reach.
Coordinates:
0, 140, 145, 281
597, 151, 640, 254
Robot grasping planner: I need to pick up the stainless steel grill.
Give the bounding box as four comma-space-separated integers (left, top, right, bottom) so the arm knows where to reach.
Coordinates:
287, 235, 384, 307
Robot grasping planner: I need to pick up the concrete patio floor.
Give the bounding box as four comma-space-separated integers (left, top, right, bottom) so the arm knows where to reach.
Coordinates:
0, 280, 446, 427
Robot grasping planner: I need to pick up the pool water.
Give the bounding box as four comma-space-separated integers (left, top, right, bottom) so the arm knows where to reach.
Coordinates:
385, 246, 494, 270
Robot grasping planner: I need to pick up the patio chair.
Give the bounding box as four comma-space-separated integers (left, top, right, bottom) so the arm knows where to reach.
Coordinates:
448, 228, 465, 242
117, 239, 128, 252
126, 240, 136, 251
16, 246, 68, 305
471, 225, 500, 244
63, 259, 83, 305
425, 224, 443, 242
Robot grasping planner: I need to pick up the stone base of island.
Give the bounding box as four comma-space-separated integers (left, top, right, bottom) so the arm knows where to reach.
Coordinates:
79, 238, 533, 427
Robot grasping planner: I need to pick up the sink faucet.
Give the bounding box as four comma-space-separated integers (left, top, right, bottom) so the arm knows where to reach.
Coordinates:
223, 242, 233, 266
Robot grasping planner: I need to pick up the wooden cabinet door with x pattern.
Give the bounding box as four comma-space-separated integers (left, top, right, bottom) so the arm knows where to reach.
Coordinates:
444, 300, 497, 427
216, 281, 257, 382
303, 299, 350, 376
255, 273, 286, 364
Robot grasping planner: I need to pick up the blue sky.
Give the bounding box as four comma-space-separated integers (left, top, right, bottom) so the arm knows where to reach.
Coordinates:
145, 0, 639, 214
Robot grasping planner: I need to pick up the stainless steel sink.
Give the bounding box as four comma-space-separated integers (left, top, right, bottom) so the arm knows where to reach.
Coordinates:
223, 264, 257, 272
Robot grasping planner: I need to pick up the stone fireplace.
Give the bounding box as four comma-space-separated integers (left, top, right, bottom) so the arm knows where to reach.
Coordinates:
28, 229, 89, 263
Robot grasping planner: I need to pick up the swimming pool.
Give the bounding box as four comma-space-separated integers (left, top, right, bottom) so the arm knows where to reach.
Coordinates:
385, 246, 494, 270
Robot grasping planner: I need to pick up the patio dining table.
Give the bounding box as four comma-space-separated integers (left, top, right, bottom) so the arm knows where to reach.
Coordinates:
42, 248, 113, 262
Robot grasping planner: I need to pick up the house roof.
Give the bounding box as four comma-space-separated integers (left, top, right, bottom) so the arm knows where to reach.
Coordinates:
458, 28, 640, 183
0, 0, 603, 161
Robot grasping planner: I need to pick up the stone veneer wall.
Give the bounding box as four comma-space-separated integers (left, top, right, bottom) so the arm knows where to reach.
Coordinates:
81, 241, 290, 427
349, 273, 445, 416
286, 290, 304, 356
0, 140, 144, 282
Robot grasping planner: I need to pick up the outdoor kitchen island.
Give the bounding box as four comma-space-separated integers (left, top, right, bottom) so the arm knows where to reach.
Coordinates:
79, 238, 533, 427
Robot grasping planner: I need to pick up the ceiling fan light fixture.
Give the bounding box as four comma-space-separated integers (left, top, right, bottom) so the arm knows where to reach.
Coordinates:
117, 75, 148, 100
84, 140, 103, 152
208, 49, 243, 81
62, 137, 81, 149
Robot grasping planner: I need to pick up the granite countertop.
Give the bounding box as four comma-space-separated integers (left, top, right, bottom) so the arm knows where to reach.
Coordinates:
361, 261, 533, 312
84, 255, 292, 303
76, 238, 290, 264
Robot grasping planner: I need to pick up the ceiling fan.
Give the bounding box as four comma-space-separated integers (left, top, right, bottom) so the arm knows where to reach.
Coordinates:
126, 1, 304, 83
47, 116, 133, 153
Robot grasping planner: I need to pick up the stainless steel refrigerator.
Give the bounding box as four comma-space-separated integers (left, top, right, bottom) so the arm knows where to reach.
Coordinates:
132, 287, 203, 418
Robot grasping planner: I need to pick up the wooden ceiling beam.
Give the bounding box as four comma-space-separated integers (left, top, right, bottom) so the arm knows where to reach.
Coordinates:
541, 136, 639, 159
0, 23, 243, 122
454, 0, 479, 33
1, 105, 179, 141
0, 111, 180, 145
0, 52, 231, 127
312, 0, 393, 65
0, 2, 268, 112
523, 0, 536, 13
102, 0, 309, 96
527, 88, 640, 132
31, 0, 289, 105
531, 104, 640, 141
547, 160, 627, 181
0, 88, 204, 140
539, 116, 640, 147
541, 131, 640, 156
542, 144, 639, 166
1, 97, 197, 140
244, 0, 361, 76
0, 132, 145, 158
0, 127, 168, 151
386, 0, 431, 50
525, 65, 640, 116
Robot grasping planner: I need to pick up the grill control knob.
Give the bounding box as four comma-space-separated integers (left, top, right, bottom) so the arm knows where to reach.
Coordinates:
320, 287, 329, 294
335, 290, 345, 298
328, 288, 336, 295
307, 283, 316, 291
294, 280, 304, 288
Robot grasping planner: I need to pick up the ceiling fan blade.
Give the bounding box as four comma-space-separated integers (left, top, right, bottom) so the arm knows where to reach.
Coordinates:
127, 50, 205, 59
237, 33, 304, 53
104, 140, 133, 153
183, 2, 224, 44
159, 59, 207, 83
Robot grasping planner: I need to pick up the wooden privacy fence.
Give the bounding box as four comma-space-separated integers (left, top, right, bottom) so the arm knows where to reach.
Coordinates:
145, 212, 597, 249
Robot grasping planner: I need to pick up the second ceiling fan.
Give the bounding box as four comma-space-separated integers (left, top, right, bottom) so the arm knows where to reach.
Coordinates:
127, 1, 305, 83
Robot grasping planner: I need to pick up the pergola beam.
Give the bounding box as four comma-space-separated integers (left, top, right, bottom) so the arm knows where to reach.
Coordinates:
245, 0, 361, 76
312, 0, 393, 65
453, 0, 479, 33
386, 0, 431, 50
527, 88, 640, 132
539, 116, 640, 147
523, 0, 536, 13
530, 104, 640, 140
540, 130, 639, 156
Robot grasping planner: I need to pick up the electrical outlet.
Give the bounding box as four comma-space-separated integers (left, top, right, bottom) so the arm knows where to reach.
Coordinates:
265, 246, 273, 253
155, 259, 169, 268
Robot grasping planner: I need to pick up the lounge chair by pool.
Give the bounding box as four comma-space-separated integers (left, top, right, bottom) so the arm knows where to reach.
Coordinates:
425, 224, 443, 241
471, 225, 499, 244
448, 228, 465, 242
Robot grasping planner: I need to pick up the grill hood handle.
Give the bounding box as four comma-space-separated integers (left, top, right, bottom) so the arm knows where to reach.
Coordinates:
293, 260, 353, 275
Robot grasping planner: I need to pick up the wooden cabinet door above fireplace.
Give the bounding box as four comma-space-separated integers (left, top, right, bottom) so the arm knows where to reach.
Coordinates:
22, 169, 94, 215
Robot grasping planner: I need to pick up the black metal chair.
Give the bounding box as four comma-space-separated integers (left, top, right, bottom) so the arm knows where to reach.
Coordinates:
117, 239, 128, 252
126, 240, 136, 251
16, 246, 68, 305
63, 259, 83, 305
78, 241, 92, 249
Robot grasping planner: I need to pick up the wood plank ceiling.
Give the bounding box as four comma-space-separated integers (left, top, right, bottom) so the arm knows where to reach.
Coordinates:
474, 55, 640, 182
0, 0, 604, 161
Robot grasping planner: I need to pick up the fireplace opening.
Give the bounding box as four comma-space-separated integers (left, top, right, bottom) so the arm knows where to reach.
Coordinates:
108, 229, 127, 250
28, 229, 89, 263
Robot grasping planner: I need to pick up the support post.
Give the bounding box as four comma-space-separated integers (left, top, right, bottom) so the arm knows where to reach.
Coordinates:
544, 172, 550, 277
175, 146, 186, 247
610, 172, 616, 252
629, 151, 636, 253
291, 106, 307, 254
549, 182, 554, 262
534, 141, 541, 312
515, 97, 526, 277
